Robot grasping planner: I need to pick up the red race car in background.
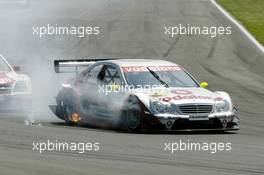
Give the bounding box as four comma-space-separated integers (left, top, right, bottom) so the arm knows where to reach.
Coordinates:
0, 54, 32, 113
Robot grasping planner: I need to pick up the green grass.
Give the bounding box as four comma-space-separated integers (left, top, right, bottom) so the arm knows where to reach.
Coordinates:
217, 0, 264, 45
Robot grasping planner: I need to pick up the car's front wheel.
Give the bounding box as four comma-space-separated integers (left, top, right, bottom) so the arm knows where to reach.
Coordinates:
121, 96, 142, 132
126, 108, 142, 132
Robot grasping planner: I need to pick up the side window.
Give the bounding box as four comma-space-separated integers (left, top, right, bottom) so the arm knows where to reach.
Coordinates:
99, 65, 123, 85
85, 65, 103, 84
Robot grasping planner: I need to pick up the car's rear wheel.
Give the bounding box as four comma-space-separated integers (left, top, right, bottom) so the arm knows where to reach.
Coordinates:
61, 91, 80, 125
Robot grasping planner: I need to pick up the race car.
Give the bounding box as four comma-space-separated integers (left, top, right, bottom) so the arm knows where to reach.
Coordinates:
0, 54, 32, 112
50, 58, 239, 132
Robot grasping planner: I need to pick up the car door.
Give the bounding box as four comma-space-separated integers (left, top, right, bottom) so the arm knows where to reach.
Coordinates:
96, 64, 126, 121
77, 63, 125, 122
76, 64, 105, 118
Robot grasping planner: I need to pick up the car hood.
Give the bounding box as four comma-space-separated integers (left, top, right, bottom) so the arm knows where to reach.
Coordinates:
0, 71, 15, 85
133, 87, 224, 106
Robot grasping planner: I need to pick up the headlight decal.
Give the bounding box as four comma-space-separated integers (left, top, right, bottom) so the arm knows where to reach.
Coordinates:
151, 101, 176, 114
215, 100, 230, 112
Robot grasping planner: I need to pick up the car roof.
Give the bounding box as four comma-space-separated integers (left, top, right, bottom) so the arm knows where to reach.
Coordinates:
106, 59, 179, 67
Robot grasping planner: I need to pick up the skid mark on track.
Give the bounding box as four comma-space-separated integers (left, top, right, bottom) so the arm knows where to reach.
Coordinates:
63, 36, 87, 55
199, 61, 264, 99
207, 36, 219, 59
163, 35, 181, 58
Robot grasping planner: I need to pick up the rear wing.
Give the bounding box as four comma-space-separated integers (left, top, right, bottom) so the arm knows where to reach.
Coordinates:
54, 58, 115, 74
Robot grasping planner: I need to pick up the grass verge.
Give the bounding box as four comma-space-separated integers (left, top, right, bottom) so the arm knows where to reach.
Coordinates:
217, 0, 264, 45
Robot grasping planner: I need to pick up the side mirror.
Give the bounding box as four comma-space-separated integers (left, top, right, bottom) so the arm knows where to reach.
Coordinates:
13, 66, 21, 72
200, 82, 208, 88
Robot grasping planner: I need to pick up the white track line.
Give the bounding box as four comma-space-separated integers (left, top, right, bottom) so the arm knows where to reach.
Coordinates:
211, 0, 264, 53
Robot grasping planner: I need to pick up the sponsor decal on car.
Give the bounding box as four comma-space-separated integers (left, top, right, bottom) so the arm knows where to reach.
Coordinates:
122, 65, 182, 72
0, 78, 13, 84
152, 89, 224, 102
162, 95, 215, 102
150, 90, 169, 98
171, 89, 192, 95
0, 72, 14, 84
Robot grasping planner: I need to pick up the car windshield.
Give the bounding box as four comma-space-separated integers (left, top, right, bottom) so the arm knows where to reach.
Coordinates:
123, 66, 199, 88
0, 57, 11, 71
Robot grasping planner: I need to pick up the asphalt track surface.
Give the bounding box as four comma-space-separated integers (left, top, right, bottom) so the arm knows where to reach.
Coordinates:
0, 0, 263, 174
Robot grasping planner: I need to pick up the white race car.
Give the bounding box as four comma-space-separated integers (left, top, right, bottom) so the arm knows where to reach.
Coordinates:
0, 54, 32, 112
51, 59, 239, 132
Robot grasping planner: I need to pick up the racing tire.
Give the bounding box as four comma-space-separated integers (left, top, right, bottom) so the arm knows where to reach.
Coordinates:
121, 96, 142, 133
61, 91, 79, 125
